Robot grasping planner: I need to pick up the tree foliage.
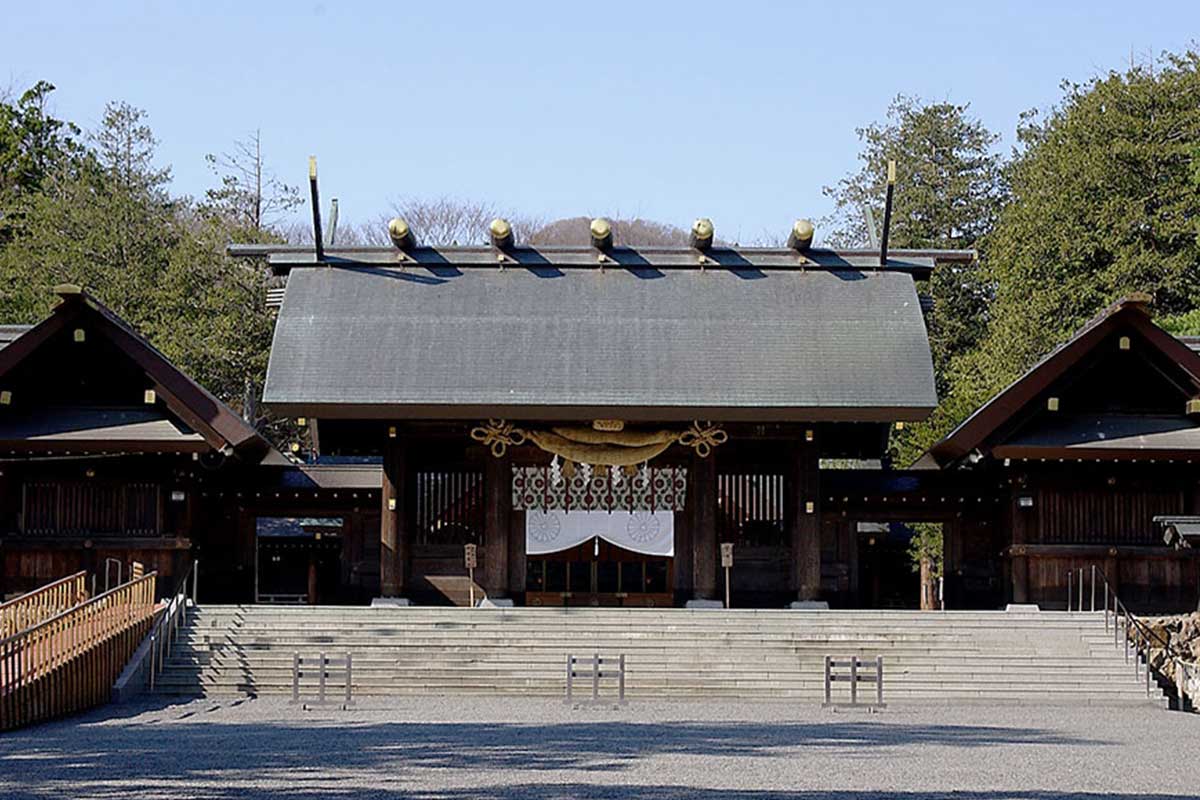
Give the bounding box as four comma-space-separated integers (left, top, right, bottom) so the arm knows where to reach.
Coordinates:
0, 89, 277, 427
901, 52, 1200, 466
823, 96, 1006, 401
0, 82, 83, 240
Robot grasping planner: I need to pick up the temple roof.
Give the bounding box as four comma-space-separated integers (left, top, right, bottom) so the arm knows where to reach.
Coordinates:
924, 296, 1200, 467
263, 263, 938, 422
0, 288, 272, 461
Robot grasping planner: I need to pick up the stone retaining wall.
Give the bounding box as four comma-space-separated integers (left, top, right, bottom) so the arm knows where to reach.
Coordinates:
1137, 613, 1200, 710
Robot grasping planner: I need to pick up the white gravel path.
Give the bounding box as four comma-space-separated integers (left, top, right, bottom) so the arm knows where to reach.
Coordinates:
1, 696, 1198, 799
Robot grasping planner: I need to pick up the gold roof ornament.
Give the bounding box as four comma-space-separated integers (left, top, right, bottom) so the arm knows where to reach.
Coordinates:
388, 217, 415, 251
787, 219, 815, 252
590, 217, 613, 252
592, 419, 625, 432
690, 218, 714, 252
489, 217, 514, 251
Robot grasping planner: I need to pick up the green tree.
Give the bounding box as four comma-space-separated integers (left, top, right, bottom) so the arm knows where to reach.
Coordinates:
0, 82, 81, 204
919, 50, 1200, 464
0, 99, 278, 430
823, 96, 1006, 400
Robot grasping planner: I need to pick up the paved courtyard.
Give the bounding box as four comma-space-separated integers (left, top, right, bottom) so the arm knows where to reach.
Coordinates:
1, 696, 1198, 799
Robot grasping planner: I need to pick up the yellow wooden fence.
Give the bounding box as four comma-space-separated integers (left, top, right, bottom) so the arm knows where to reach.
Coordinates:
0, 571, 89, 640
0, 572, 158, 731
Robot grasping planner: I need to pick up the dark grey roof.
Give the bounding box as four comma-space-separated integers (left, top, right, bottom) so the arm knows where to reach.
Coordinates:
264, 265, 936, 421
993, 413, 1200, 458
0, 325, 32, 351
0, 406, 207, 450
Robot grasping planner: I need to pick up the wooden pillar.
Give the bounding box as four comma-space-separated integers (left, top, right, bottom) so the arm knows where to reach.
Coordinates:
1010, 489, 1029, 604
306, 558, 318, 605
483, 453, 511, 598
508, 509, 526, 600
380, 429, 409, 597
790, 432, 821, 601
845, 519, 859, 601
691, 452, 718, 600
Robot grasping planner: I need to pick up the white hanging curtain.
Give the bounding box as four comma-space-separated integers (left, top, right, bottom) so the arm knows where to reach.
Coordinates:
525, 510, 675, 557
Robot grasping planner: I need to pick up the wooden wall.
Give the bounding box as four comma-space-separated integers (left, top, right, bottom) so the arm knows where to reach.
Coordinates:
1006, 463, 1200, 611
378, 424, 820, 607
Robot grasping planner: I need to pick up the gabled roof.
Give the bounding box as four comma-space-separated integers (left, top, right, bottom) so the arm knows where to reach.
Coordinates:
0, 286, 271, 462
263, 264, 938, 422
924, 295, 1200, 467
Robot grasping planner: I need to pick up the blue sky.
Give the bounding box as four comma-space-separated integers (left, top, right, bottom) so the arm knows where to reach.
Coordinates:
4, 1, 1196, 243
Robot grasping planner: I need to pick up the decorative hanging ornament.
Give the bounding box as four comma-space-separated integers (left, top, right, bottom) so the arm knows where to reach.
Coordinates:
678, 420, 729, 458
550, 455, 563, 487
469, 419, 527, 457
610, 464, 623, 485
580, 463, 593, 482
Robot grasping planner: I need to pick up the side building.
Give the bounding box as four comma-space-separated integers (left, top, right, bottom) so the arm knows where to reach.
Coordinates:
918, 295, 1200, 611
0, 286, 380, 603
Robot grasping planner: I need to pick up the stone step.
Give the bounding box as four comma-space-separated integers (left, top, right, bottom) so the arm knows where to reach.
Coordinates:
152, 606, 1160, 707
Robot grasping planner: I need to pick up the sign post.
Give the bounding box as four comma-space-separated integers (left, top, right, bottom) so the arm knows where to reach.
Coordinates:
720, 543, 734, 608
464, 544, 478, 607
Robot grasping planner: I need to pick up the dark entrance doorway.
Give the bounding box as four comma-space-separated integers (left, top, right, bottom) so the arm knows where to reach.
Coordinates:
857, 522, 921, 609
255, 516, 344, 604
525, 538, 672, 607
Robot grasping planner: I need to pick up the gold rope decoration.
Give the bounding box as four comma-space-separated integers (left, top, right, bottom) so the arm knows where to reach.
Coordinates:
527, 430, 675, 467
469, 419, 527, 457
549, 426, 678, 447
678, 420, 728, 458
470, 419, 726, 462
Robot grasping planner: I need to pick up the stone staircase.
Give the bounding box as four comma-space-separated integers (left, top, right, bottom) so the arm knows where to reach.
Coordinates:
151, 606, 1165, 706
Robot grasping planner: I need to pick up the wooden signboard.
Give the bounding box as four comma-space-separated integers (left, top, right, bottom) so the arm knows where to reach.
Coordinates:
464, 544, 478, 607
720, 543, 733, 608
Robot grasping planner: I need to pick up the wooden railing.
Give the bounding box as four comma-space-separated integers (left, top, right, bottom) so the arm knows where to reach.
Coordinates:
0, 571, 88, 640
0, 572, 159, 731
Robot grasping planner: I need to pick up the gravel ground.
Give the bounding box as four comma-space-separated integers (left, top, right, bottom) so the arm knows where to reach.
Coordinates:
1, 696, 1198, 799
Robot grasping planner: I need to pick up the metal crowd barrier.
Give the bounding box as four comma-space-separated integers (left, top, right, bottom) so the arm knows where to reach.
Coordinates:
823, 654, 885, 709
566, 653, 626, 705
290, 651, 354, 710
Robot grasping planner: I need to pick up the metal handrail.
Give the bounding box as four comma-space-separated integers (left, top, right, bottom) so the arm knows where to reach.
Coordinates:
1066, 564, 1195, 710
147, 560, 199, 691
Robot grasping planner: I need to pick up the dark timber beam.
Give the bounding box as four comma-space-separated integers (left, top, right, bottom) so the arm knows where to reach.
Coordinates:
879, 160, 895, 268
309, 157, 324, 262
